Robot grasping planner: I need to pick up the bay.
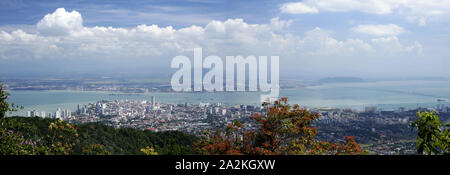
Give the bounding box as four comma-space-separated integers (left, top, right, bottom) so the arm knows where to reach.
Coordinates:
7, 79, 450, 116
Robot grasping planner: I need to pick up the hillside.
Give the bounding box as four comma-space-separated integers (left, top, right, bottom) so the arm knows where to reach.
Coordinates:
2, 116, 198, 155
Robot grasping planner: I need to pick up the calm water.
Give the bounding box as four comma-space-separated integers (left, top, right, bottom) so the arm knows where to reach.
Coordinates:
7, 80, 450, 116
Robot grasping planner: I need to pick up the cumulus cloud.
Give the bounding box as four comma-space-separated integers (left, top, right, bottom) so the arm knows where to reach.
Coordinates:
280, 0, 450, 25
280, 2, 319, 14
37, 8, 83, 36
352, 24, 404, 36
0, 8, 422, 62
300, 27, 374, 56
371, 36, 422, 55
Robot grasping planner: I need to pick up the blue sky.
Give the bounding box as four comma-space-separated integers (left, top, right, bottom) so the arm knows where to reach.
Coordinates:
0, 0, 281, 27
0, 0, 449, 79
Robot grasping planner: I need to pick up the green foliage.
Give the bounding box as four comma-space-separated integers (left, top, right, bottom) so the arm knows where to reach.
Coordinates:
47, 120, 79, 155
0, 117, 49, 155
1, 117, 84, 155
74, 122, 197, 155
1, 117, 198, 155
0, 83, 23, 118
82, 144, 111, 155
140, 146, 158, 155
411, 111, 449, 155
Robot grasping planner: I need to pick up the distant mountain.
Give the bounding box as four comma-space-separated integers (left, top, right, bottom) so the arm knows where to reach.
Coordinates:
319, 77, 364, 83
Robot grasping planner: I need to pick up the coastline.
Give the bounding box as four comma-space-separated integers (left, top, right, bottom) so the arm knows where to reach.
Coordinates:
7, 79, 450, 116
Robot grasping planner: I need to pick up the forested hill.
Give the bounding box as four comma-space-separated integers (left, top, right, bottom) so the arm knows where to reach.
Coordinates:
4, 116, 198, 155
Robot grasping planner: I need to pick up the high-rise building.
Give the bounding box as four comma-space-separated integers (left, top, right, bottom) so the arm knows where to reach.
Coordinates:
152, 96, 156, 105
28, 110, 38, 117
55, 108, 62, 119
77, 104, 81, 114
65, 109, 71, 118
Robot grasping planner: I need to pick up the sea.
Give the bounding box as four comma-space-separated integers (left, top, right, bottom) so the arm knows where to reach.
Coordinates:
7, 80, 450, 116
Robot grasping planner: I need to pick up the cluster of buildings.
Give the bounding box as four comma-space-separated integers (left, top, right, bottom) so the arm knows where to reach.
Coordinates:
364, 141, 417, 155
62, 97, 263, 134
27, 108, 71, 119
364, 104, 450, 114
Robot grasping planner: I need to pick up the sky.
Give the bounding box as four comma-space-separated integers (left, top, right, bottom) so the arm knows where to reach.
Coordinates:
0, 0, 449, 79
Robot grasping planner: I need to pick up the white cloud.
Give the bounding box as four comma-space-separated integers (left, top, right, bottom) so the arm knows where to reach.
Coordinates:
352, 24, 404, 36
371, 36, 422, 55
280, 0, 450, 25
280, 2, 319, 14
37, 8, 83, 36
300, 27, 374, 56
0, 8, 421, 61
270, 17, 293, 31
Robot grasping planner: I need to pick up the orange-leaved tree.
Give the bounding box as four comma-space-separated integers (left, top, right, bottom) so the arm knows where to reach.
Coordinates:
195, 97, 361, 155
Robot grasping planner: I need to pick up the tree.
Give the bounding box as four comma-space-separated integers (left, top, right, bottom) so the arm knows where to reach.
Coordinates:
0, 117, 49, 155
411, 111, 449, 155
196, 97, 362, 155
47, 120, 80, 155
82, 144, 111, 155
0, 82, 22, 118
2, 116, 197, 155
141, 146, 158, 155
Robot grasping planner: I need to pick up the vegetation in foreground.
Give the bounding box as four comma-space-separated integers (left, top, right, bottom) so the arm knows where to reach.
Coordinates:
195, 97, 362, 155
411, 111, 449, 155
0, 116, 197, 155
